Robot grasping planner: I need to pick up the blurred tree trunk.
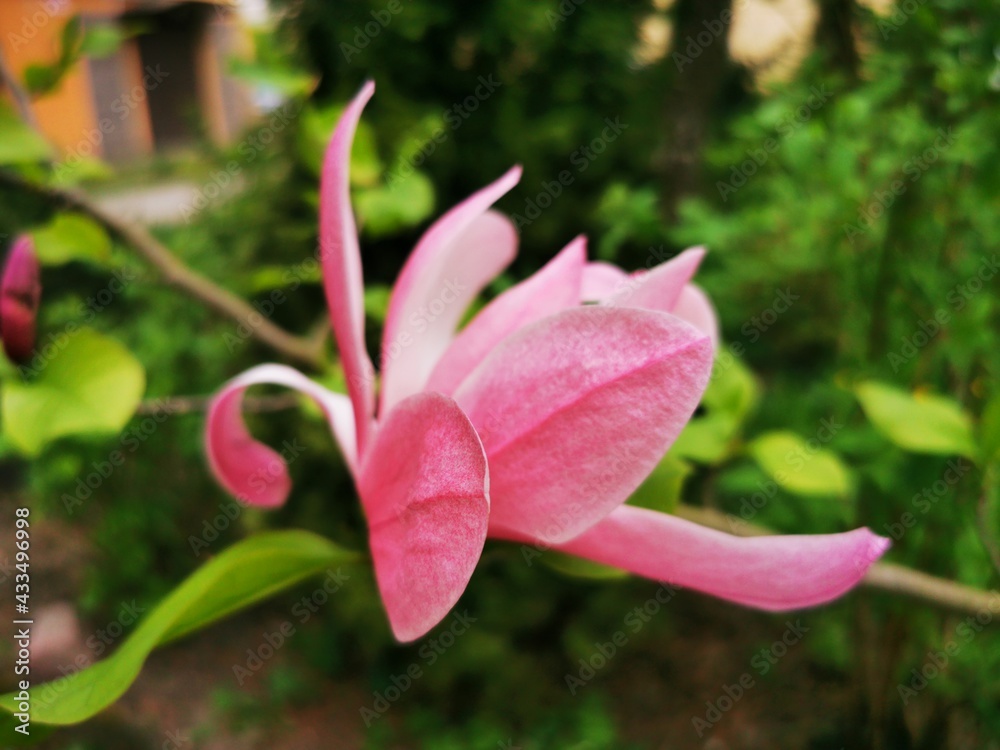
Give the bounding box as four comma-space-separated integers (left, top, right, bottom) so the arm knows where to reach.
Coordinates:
815, 0, 861, 82
656, 0, 739, 223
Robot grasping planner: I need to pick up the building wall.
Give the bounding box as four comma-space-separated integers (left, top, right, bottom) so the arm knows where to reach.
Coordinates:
0, 0, 105, 155
0, 0, 249, 160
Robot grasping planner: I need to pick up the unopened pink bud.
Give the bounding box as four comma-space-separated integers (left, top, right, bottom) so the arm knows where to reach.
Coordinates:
1, 235, 42, 364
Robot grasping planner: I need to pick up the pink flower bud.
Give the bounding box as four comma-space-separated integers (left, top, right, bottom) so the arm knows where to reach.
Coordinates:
1, 235, 42, 364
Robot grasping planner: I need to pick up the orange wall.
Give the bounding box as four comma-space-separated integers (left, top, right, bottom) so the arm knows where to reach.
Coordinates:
0, 0, 115, 154
1, 0, 232, 157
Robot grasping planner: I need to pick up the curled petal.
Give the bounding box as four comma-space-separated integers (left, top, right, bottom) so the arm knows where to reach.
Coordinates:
379, 168, 522, 414
358, 392, 489, 642
1, 235, 42, 364
427, 235, 587, 395
547, 506, 891, 610
205, 364, 357, 508
581, 261, 629, 302
608, 246, 705, 312
320, 80, 377, 452
453, 307, 713, 543
673, 283, 719, 349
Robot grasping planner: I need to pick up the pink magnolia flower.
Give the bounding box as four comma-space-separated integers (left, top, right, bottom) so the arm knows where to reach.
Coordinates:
205, 82, 889, 642
1, 235, 42, 364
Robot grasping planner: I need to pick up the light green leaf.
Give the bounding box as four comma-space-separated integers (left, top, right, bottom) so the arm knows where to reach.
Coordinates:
30, 213, 112, 266
228, 59, 316, 98
2, 328, 145, 456
672, 355, 760, 465
0, 531, 359, 726
703, 356, 759, 419
0, 107, 53, 165
355, 171, 435, 238
672, 413, 739, 464
80, 23, 125, 58
628, 453, 692, 513
748, 431, 853, 498
855, 381, 977, 458
297, 103, 381, 182
543, 552, 628, 580
245, 263, 322, 294
364, 284, 393, 323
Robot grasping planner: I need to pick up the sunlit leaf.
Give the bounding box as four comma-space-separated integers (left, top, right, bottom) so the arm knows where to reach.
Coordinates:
0, 107, 53, 165
80, 23, 125, 58
628, 453, 692, 513
30, 213, 112, 266
355, 170, 435, 237
297, 103, 381, 182
2, 328, 145, 456
672, 355, 760, 465
748, 431, 853, 498
855, 381, 977, 458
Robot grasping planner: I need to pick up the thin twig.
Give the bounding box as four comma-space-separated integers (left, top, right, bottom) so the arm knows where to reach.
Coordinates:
0, 45, 39, 130
0, 172, 325, 369
137, 393, 301, 416
674, 504, 1000, 618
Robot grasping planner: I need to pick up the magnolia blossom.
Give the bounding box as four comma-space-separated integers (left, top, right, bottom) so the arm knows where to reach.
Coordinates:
1, 235, 41, 364
205, 81, 889, 642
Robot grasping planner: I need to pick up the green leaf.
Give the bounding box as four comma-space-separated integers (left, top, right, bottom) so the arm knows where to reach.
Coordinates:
748, 431, 853, 498
297, 103, 381, 182
245, 263, 322, 294
0, 531, 359, 726
855, 381, 977, 459
672, 356, 760, 465
363, 284, 393, 323
355, 171, 435, 237
543, 552, 628, 581
703, 356, 759, 419
628, 453, 692, 513
23, 16, 84, 95
30, 213, 112, 266
672, 413, 739, 464
228, 58, 317, 98
59, 16, 84, 63
80, 24, 125, 58
23, 63, 66, 96
2, 328, 145, 456
0, 107, 53, 165
980, 392, 1000, 466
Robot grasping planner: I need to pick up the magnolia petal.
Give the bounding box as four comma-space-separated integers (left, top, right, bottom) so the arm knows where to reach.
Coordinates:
320, 80, 377, 451
453, 307, 713, 543
1, 235, 41, 364
548, 505, 891, 610
205, 364, 357, 508
673, 283, 719, 349
358, 392, 489, 642
581, 261, 629, 302
608, 246, 705, 312
427, 235, 587, 395
379, 167, 522, 414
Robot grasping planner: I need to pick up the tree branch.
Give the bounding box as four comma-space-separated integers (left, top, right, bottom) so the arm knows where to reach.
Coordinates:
674, 504, 999, 618
0, 172, 326, 369
137, 392, 301, 415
